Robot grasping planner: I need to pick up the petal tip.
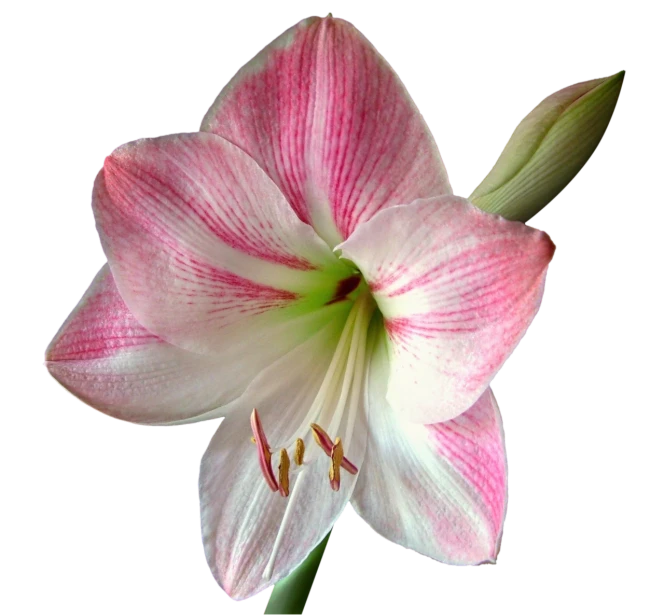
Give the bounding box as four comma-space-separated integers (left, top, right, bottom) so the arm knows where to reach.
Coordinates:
44, 342, 56, 363
545, 232, 556, 259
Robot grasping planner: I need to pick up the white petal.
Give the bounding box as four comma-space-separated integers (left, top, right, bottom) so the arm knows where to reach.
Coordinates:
352, 332, 507, 564
199, 314, 368, 599
339, 195, 555, 423
47, 265, 347, 424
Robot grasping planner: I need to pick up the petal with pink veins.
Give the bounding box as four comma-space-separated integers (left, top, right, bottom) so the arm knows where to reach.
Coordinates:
94, 132, 353, 355
47, 265, 349, 425
201, 15, 451, 247
352, 333, 507, 564
339, 195, 555, 423
200, 315, 368, 600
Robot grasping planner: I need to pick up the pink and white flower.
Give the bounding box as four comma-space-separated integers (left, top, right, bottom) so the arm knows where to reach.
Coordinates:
46, 16, 554, 600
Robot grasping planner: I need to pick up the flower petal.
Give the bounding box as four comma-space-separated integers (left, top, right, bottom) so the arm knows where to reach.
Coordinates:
47, 265, 346, 425
199, 316, 368, 599
352, 333, 506, 564
201, 15, 451, 246
94, 132, 353, 355
339, 195, 554, 423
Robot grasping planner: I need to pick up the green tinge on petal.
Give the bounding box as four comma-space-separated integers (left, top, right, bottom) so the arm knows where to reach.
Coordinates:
470, 71, 624, 222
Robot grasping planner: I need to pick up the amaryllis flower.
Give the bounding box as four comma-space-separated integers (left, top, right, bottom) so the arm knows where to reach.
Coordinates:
46, 16, 554, 600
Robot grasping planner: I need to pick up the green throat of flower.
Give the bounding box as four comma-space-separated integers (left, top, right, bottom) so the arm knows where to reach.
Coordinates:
251, 289, 376, 494
250, 289, 377, 577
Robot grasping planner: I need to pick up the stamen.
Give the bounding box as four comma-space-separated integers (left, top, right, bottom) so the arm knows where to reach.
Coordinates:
294, 438, 305, 465
310, 423, 358, 475
278, 449, 290, 497
311, 422, 334, 452
324, 293, 373, 443
250, 409, 278, 492
343, 305, 372, 453
329, 438, 344, 491
283, 299, 361, 444
261, 293, 375, 579
342, 455, 358, 475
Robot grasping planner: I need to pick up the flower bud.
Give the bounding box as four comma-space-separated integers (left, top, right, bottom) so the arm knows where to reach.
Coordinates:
470, 71, 624, 222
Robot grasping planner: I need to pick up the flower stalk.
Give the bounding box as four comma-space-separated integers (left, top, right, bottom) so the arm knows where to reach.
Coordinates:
264, 532, 331, 614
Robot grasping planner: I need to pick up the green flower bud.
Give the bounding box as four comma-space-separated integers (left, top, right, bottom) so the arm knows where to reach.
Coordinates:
470, 71, 624, 222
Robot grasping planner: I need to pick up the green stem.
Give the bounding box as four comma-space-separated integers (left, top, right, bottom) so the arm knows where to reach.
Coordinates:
264, 531, 331, 614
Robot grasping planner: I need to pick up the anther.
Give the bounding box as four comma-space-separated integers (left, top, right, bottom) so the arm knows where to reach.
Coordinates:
278, 449, 290, 497
294, 438, 305, 465
311, 422, 334, 453
310, 423, 359, 475
329, 438, 343, 491
250, 409, 278, 492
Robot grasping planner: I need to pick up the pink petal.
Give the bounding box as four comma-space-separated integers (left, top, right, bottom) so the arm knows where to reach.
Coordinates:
200, 316, 368, 599
94, 132, 352, 354
352, 334, 506, 564
339, 195, 555, 423
47, 265, 347, 424
201, 16, 451, 246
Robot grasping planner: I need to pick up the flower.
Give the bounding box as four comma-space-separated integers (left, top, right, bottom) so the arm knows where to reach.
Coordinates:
470, 71, 625, 221
46, 16, 554, 600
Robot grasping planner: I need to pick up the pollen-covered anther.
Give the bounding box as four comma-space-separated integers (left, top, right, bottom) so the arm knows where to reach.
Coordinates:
278, 448, 290, 497
310, 423, 359, 476
329, 438, 343, 491
250, 408, 278, 492
294, 438, 305, 465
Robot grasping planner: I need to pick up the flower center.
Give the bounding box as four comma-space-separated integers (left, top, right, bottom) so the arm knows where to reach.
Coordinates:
250, 290, 375, 496
326, 274, 362, 305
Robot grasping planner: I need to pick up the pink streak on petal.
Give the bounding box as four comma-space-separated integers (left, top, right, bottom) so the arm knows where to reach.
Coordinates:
202, 16, 451, 242
93, 133, 344, 354
156, 257, 298, 317
47, 266, 159, 363
421, 497, 489, 563
352, 338, 507, 567
426, 394, 507, 539
104, 140, 315, 271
